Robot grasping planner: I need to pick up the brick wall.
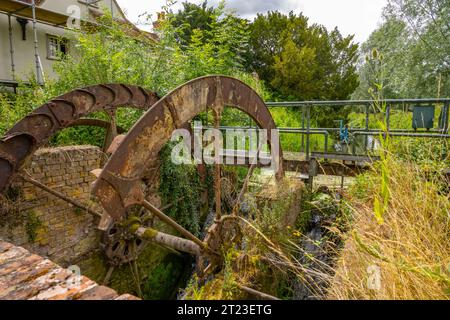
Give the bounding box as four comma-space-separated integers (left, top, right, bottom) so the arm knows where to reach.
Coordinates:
0, 240, 139, 300
0, 146, 106, 266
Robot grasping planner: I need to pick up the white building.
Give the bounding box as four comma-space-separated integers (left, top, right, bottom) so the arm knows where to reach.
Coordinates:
0, 0, 153, 90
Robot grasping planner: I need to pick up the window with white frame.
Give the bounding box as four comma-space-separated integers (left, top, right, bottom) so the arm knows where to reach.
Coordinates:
46, 35, 69, 60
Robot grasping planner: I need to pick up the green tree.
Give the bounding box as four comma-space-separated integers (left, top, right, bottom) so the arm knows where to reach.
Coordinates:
170, 0, 217, 46
353, 19, 410, 99
245, 11, 301, 84
271, 40, 317, 99
354, 0, 449, 99
168, 1, 250, 71
246, 11, 359, 102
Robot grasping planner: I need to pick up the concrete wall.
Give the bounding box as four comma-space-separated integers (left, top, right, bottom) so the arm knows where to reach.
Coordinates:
0, 145, 105, 266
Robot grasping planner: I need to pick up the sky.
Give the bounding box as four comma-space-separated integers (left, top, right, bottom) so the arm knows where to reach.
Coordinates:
115, 0, 388, 44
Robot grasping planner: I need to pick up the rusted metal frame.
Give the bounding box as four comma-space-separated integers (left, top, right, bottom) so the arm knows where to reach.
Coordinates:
266, 98, 450, 107
232, 162, 257, 216
19, 173, 102, 218
103, 266, 115, 285
231, 137, 264, 216
103, 109, 119, 153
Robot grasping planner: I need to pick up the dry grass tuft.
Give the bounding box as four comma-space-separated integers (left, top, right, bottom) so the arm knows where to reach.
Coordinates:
327, 157, 450, 300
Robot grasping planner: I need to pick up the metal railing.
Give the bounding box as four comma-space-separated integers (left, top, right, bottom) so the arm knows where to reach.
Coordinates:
266, 98, 450, 160
202, 98, 450, 161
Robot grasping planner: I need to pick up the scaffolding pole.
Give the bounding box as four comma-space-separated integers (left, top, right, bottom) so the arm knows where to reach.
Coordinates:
7, 14, 15, 81
31, 0, 43, 85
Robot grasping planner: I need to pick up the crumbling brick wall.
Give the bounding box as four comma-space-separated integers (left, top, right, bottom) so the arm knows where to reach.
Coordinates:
0, 146, 106, 266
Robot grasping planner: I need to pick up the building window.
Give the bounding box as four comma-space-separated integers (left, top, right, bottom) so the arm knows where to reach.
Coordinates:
47, 35, 69, 60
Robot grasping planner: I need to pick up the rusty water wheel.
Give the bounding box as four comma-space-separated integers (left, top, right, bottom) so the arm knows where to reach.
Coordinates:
0, 84, 159, 193
88, 76, 284, 299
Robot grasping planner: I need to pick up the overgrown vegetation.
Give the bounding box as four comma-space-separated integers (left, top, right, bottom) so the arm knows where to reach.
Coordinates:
0, 0, 448, 301
327, 157, 450, 299
182, 177, 345, 300
158, 143, 206, 236
24, 211, 43, 243
0, 6, 268, 142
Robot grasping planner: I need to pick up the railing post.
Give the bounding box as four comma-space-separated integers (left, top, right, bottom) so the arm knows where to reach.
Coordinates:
306, 105, 311, 161
386, 104, 391, 133
444, 102, 449, 134
365, 104, 369, 153
301, 107, 305, 152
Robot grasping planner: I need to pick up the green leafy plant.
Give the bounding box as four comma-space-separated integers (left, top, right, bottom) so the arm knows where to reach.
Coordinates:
25, 211, 43, 242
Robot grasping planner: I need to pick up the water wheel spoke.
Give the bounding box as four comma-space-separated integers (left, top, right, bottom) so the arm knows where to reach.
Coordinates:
129, 243, 143, 298
103, 265, 115, 285
103, 110, 119, 152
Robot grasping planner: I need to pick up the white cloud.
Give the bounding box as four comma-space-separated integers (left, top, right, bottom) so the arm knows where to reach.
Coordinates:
115, 0, 387, 43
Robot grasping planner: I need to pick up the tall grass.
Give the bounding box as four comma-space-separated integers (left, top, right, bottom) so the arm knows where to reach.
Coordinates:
327, 156, 450, 300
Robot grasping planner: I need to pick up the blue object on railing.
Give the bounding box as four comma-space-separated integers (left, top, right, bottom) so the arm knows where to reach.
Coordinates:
338, 120, 349, 143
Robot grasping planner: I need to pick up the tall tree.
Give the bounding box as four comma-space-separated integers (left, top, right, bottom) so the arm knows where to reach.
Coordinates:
354, 0, 449, 99
245, 11, 359, 102
170, 1, 217, 46
168, 1, 250, 70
